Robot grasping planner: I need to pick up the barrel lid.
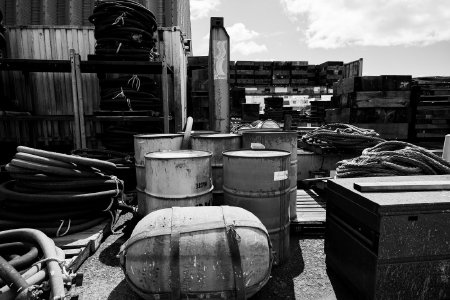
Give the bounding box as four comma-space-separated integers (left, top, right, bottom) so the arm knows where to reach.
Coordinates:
145, 150, 212, 159
193, 133, 241, 139
223, 149, 290, 158
134, 133, 183, 139
177, 130, 219, 136
242, 130, 297, 135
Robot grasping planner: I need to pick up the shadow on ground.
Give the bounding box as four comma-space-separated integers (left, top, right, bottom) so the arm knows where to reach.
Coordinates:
99, 215, 137, 267
107, 279, 139, 300
251, 234, 304, 299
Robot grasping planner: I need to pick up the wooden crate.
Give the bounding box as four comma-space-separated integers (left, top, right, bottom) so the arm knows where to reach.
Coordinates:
291, 189, 326, 236
325, 175, 450, 299
53, 219, 111, 272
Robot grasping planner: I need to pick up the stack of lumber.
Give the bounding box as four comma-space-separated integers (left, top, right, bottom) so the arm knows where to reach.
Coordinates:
254, 61, 272, 85
235, 61, 256, 85
272, 61, 290, 86
290, 61, 309, 85
412, 77, 450, 141
229, 61, 236, 85
318, 61, 343, 86
327, 75, 412, 140
310, 100, 332, 123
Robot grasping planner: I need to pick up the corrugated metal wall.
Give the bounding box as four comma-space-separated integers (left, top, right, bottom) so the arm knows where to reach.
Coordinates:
0, 0, 191, 38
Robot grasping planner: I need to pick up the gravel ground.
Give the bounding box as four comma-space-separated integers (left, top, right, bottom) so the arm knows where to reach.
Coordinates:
76, 214, 356, 300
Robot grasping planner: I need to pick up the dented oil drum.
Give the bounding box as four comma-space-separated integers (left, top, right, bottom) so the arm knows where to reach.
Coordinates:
223, 149, 291, 265
242, 131, 298, 220
134, 134, 183, 214
191, 134, 242, 205
142, 150, 213, 216
119, 206, 272, 299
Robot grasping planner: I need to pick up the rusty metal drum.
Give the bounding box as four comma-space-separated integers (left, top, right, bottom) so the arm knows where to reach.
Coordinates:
242, 131, 298, 220
191, 134, 242, 205
223, 149, 291, 265
119, 206, 272, 299
142, 150, 213, 216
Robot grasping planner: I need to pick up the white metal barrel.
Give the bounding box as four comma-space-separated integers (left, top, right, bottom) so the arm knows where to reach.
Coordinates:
142, 150, 213, 216
242, 131, 298, 220
223, 149, 291, 265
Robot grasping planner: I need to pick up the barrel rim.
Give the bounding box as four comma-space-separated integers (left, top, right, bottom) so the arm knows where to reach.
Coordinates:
134, 133, 184, 139
242, 130, 297, 135
191, 133, 242, 139
222, 149, 291, 158
144, 150, 213, 159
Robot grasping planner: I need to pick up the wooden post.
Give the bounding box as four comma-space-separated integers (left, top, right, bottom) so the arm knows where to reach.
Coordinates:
162, 61, 170, 133
171, 28, 187, 132
69, 49, 82, 148
208, 17, 230, 133
74, 53, 87, 148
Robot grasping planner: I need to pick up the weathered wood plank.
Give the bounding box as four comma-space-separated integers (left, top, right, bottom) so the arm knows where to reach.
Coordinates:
355, 181, 450, 192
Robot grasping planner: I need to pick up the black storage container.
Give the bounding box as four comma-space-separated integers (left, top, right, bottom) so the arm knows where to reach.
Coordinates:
325, 175, 450, 300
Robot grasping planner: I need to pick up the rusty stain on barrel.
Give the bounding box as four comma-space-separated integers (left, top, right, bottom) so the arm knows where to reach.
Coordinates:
242, 131, 298, 220
223, 149, 291, 265
142, 150, 213, 216
191, 134, 241, 205
133, 134, 183, 215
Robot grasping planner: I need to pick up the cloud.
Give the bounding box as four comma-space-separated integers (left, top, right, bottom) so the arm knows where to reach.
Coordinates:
226, 23, 268, 56
190, 0, 221, 20
280, 0, 450, 48
232, 41, 268, 56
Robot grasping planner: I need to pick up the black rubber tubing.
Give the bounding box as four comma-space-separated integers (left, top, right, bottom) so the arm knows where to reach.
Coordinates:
14, 152, 75, 169
15, 178, 120, 191
0, 180, 118, 204
10, 159, 103, 178
17, 146, 117, 171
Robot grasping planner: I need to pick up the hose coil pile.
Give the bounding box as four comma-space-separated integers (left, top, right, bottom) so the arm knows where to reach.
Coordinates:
301, 123, 385, 151
0, 146, 124, 237
89, 0, 158, 58
336, 141, 450, 178
0, 229, 71, 300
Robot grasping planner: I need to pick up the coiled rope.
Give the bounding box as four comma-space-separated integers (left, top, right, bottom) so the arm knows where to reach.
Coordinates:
336, 141, 450, 178
301, 123, 385, 151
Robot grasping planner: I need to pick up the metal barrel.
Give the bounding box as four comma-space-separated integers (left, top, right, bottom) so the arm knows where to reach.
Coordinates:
242, 131, 298, 220
142, 150, 213, 216
134, 134, 183, 214
191, 134, 242, 205
223, 149, 291, 265
177, 131, 219, 148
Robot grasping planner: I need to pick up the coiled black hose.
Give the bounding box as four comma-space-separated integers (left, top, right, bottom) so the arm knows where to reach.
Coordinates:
0, 147, 126, 237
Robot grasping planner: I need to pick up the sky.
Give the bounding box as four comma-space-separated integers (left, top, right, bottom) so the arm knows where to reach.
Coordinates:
190, 0, 450, 77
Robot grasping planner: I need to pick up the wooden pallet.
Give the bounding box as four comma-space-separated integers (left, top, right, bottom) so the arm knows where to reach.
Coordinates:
53, 220, 111, 272
291, 189, 326, 236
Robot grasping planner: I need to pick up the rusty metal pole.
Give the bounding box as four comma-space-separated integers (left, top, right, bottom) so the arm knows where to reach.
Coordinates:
208, 17, 230, 133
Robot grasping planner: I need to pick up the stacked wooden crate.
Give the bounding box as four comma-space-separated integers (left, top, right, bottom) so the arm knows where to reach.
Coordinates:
328, 75, 412, 139
307, 65, 318, 86
412, 77, 450, 141
272, 61, 290, 86
235, 61, 256, 86
290, 61, 309, 86
318, 61, 343, 86
254, 61, 272, 85
229, 61, 236, 85
310, 100, 332, 123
